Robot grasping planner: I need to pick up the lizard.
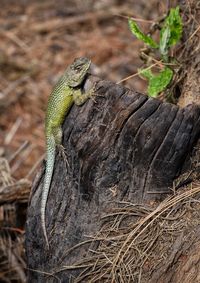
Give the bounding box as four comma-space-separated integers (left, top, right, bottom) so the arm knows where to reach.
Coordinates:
41, 57, 92, 249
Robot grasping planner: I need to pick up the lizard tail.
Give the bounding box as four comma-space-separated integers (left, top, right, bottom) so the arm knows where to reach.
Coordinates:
41, 136, 56, 249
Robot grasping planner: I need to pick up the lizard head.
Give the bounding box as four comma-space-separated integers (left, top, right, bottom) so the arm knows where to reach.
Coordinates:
66, 57, 91, 87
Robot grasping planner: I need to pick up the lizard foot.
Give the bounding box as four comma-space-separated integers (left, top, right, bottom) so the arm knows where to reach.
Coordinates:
58, 144, 69, 169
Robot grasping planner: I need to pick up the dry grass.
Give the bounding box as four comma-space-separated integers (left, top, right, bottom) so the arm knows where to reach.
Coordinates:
0, 157, 27, 282
0, 232, 26, 282
51, 182, 200, 282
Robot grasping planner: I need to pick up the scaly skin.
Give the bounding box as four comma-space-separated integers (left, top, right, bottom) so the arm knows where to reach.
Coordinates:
42, 57, 92, 248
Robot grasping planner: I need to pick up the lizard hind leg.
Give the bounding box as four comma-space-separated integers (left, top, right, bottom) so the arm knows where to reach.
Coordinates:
52, 126, 69, 168
52, 126, 62, 145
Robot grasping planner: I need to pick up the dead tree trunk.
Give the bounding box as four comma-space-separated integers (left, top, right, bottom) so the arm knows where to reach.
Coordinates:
26, 75, 200, 282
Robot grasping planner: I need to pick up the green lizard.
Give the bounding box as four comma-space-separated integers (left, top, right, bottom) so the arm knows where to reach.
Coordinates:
42, 57, 92, 248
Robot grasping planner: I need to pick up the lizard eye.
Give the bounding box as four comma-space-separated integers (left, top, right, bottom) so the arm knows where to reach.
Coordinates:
76, 63, 84, 69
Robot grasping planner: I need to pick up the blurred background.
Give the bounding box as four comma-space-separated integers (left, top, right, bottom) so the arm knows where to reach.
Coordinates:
0, 0, 167, 281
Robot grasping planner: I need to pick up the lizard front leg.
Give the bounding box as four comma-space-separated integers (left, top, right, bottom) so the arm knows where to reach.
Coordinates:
73, 88, 93, 106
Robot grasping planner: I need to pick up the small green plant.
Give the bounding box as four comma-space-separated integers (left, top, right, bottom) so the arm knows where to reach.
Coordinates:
128, 6, 182, 98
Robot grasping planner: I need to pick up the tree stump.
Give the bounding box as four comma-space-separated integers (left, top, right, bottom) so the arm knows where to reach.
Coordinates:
26, 76, 200, 282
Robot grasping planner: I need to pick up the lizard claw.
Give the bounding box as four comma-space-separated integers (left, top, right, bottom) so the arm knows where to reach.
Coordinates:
58, 144, 69, 168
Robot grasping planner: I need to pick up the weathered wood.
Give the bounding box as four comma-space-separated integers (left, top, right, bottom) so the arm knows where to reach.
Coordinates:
26, 76, 200, 282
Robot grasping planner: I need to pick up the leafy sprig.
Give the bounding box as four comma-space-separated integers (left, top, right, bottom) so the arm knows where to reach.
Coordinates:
128, 7, 182, 98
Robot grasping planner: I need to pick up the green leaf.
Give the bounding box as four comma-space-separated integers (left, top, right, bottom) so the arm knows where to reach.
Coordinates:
139, 67, 173, 97
159, 6, 182, 56
128, 18, 158, 49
